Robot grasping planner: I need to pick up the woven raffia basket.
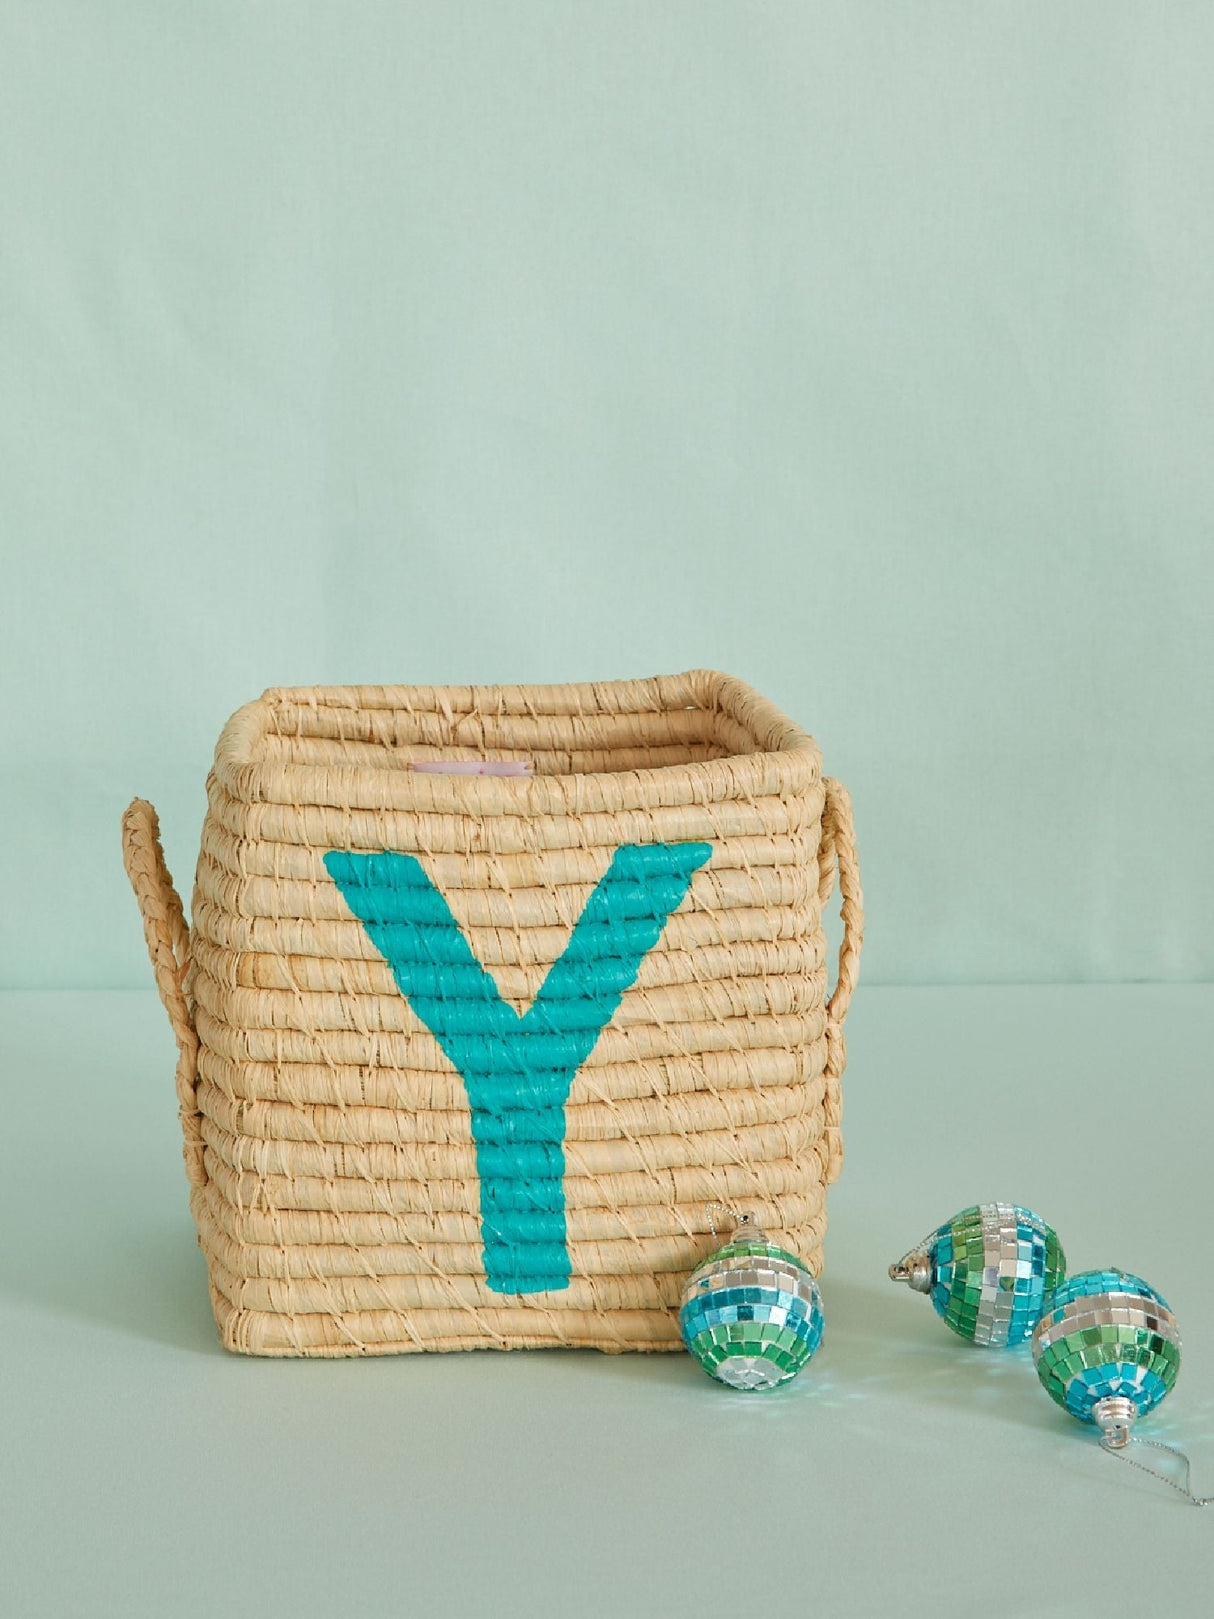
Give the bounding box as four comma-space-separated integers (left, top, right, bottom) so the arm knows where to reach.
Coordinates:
122, 670, 862, 1357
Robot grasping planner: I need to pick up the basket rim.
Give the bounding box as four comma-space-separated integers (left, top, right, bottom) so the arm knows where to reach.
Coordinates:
211, 669, 822, 817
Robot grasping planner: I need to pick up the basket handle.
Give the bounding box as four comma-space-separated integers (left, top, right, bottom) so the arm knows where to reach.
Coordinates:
121, 799, 206, 1187
819, 777, 864, 1185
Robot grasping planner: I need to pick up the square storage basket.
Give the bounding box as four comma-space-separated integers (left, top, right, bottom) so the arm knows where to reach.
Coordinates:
123, 670, 862, 1357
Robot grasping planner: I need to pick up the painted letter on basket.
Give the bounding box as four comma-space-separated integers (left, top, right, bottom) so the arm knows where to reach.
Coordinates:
324, 842, 712, 1294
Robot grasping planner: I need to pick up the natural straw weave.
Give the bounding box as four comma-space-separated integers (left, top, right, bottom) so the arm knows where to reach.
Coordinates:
122, 671, 862, 1357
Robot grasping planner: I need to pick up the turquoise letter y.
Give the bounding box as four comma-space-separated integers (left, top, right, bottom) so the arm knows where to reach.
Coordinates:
324, 841, 711, 1294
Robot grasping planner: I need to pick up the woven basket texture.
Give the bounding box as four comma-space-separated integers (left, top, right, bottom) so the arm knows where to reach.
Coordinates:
123, 670, 862, 1357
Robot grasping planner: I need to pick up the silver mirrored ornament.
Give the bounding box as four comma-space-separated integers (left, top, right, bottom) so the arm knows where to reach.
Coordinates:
889, 1201, 1065, 1347
1030, 1267, 1208, 1504
680, 1212, 823, 1391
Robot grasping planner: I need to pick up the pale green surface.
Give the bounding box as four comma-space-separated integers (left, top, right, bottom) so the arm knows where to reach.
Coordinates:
2, 3, 1213, 988
2, 986, 1212, 1618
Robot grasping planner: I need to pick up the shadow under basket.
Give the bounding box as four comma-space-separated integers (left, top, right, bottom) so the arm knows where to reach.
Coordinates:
122, 670, 863, 1357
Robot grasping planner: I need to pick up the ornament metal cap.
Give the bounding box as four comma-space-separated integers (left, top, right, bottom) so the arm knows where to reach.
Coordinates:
1093, 1396, 1139, 1451
889, 1254, 933, 1294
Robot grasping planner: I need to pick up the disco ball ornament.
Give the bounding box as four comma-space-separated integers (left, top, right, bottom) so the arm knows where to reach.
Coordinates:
679, 1214, 823, 1391
1031, 1269, 1181, 1441
889, 1202, 1065, 1347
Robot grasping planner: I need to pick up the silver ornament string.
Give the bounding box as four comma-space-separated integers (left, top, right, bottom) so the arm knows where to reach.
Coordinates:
889, 1232, 936, 1270
705, 1202, 747, 1241
1100, 1435, 1212, 1507
888, 1229, 939, 1288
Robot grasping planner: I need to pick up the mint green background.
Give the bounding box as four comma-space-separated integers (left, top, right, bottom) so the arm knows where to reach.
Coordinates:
3, 3, 1212, 988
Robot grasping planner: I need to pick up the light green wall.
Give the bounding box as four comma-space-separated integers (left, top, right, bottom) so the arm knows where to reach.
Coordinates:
2, 3, 1211, 987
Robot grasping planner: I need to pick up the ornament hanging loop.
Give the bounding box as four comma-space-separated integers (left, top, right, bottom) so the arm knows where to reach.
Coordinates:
705, 1202, 737, 1241
1100, 1435, 1212, 1508
1094, 1392, 1210, 1505
705, 1202, 761, 1242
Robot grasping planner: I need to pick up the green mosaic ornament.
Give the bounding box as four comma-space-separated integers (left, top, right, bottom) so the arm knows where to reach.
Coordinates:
1031, 1269, 1210, 1505
1032, 1269, 1181, 1425
680, 1211, 824, 1391
889, 1202, 1065, 1347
